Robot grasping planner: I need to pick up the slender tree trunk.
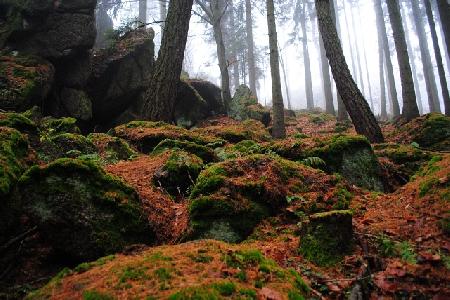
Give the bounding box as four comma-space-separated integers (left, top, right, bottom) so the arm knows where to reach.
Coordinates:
411, 0, 441, 112
349, 3, 366, 97
266, 0, 285, 138
245, 0, 257, 98
279, 48, 292, 110
374, 0, 400, 117
425, 0, 450, 115
386, 0, 419, 120
139, 0, 147, 24
141, 0, 194, 121
315, 0, 384, 143
342, 0, 358, 84
433, 0, 450, 77
159, 0, 167, 31
437, 0, 450, 58
319, 29, 335, 115
229, 0, 240, 92
330, 0, 348, 121
300, 3, 314, 110
212, 23, 232, 112
401, 0, 424, 115
379, 46, 388, 120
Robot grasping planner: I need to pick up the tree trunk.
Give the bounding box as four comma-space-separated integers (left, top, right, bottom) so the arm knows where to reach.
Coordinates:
141, 0, 194, 121
349, 2, 366, 96
433, 0, 450, 77
386, 0, 420, 120
245, 0, 257, 98
315, 0, 384, 143
159, 0, 167, 31
342, 0, 358, 84
401, 0, 424, 115
229, 0, 240, 92
374, 0, 400, 117
379, 46, 388, 120
300, 3, 314, 110
425, 0, 450, 115
319, 29, 335, 115
437, 0, 450, 58
411, 0, 441, 112
266, 0, 285, 138
139, 0, 147, 24
279, 48, 292, 110
211, 1, 232, 113
330, 0, 348, 121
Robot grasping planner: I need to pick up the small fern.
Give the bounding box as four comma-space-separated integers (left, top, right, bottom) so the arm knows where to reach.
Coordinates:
300, 157, 326, 169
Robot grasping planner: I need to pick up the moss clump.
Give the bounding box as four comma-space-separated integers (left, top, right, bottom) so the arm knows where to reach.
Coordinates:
88, 133, 137, 164
16, 158, 154, 261
195, 120, 271, 143
189, 155, 310, 242
153, 138, 217, 163
215, 140, 267, 161
39, 133, 96, 162
0, 112, 37, 133
413, 113, 450, 151
74, 255, 116, 274
40, 116, 80, 135
230, 85, 271, 127
112, 121, 224, 153
0, 127, 29, 238
153, 150, 204, 197
299, 210, 353, 267
82, 290, 115, 300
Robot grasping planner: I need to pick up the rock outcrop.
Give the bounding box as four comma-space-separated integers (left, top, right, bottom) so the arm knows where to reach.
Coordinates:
230, 85, 271, 127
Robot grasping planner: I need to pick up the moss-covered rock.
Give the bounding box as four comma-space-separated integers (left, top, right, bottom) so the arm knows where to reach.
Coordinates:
153, 138, 217, 163
0, 54, 54, 111
111, 121, 224, 153
0, 111, 38, 134
39, 116, 81, 135
299, 210, 353, 266
39, 133, 96, 162
230, 85, 271, 127
16, 158, 154, 261
0, 127, 29, 239
153, 150, 204, 197
412, 113, 450, 151
88, 133, 137, 164
189, 154, 329, 242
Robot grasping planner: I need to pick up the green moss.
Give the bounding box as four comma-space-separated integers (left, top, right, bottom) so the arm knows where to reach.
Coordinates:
39, 133, 96, 162
168, 287, 219, 300
0, 112, 37, 133
439, 217, 450, 235
153, 139, 216, 162
74, 255, 115, 273
88, 133, 137, 164
17, 158, 154, 261
117, 266, 149, 287
212, 281, 236, 296
413, 113, 450, 151
299, 210, 353, 266
40, 117, 80, 135
419, 178, 439, 197
83, 290, 115, 300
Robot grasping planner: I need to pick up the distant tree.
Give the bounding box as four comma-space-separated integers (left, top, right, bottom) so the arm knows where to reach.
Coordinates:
95, 2, 114, 49
411, 0, 441, 113
266, 0, 286, 138
159, 0, 168, 31
425, 0, 450, 116
194, 0, 232, 112
315, 0, 384, 143
245, 0, 258, 97
139, 0, 147, 24
141, 0, 194, 121
374, 0, 400, 118
386, 0, 419, 120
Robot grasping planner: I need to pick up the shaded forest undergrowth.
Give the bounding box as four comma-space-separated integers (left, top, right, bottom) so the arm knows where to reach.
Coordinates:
0, 110, 449, 299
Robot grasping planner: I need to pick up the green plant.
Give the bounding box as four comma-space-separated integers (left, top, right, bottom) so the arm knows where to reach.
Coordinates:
398, 241, 417, 264
300, 157, 326, 169
212, 281, 236, 296
82, 290, 115, 300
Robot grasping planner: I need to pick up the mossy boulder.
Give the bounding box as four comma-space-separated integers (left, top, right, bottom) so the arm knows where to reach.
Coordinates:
189, 154, 322, 242
153, 150, 204, 197
411, 113, 450, 151
88, 133, 137, 164
39, 116, 80, 135
215, 140, 267, 161
0, 112, 38, 134
153, 139, 217, 163
0, 54, 54, 111
0, 127, 29, 239
16, 158, 154, 261
230, 85, 271, 127
111, 121, 224, 153
39, 133, 96, 162
299, 210, 353, 266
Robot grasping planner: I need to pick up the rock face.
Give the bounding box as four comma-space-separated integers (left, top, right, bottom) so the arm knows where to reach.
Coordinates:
2, 0, 96, 59
0, 55, 54, 111
174, 80, 226, 128
230, 85, 271, 127
16, 158, 154, 261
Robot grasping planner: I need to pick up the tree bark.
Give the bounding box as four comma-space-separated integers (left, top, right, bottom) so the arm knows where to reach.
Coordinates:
349, 2, 366, 96
245, 0, 257, 98
300, 3, 314, 110
315, 0, 384, 143
437, 0, 450, 58
379, 44, 388, 120
425, 0, 450, 115
433, 0, 450, 77
139, 0, 147, 24
229, 0, 240, 92
386, 0, 420, 120
279, 48, 292, 110
266, 0, 286, 138
159, 0, 167, 31
401, 0, 424, 115
411, 0, 441, 112
141, 0, 194, 121
319, 29, 335, 115
374, 0, 400, 117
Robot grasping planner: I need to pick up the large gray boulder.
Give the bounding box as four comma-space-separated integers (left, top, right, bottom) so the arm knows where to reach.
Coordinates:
230, 85, 271, 127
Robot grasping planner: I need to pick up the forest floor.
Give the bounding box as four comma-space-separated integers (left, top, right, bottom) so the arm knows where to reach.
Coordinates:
1, 111, 449, 299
